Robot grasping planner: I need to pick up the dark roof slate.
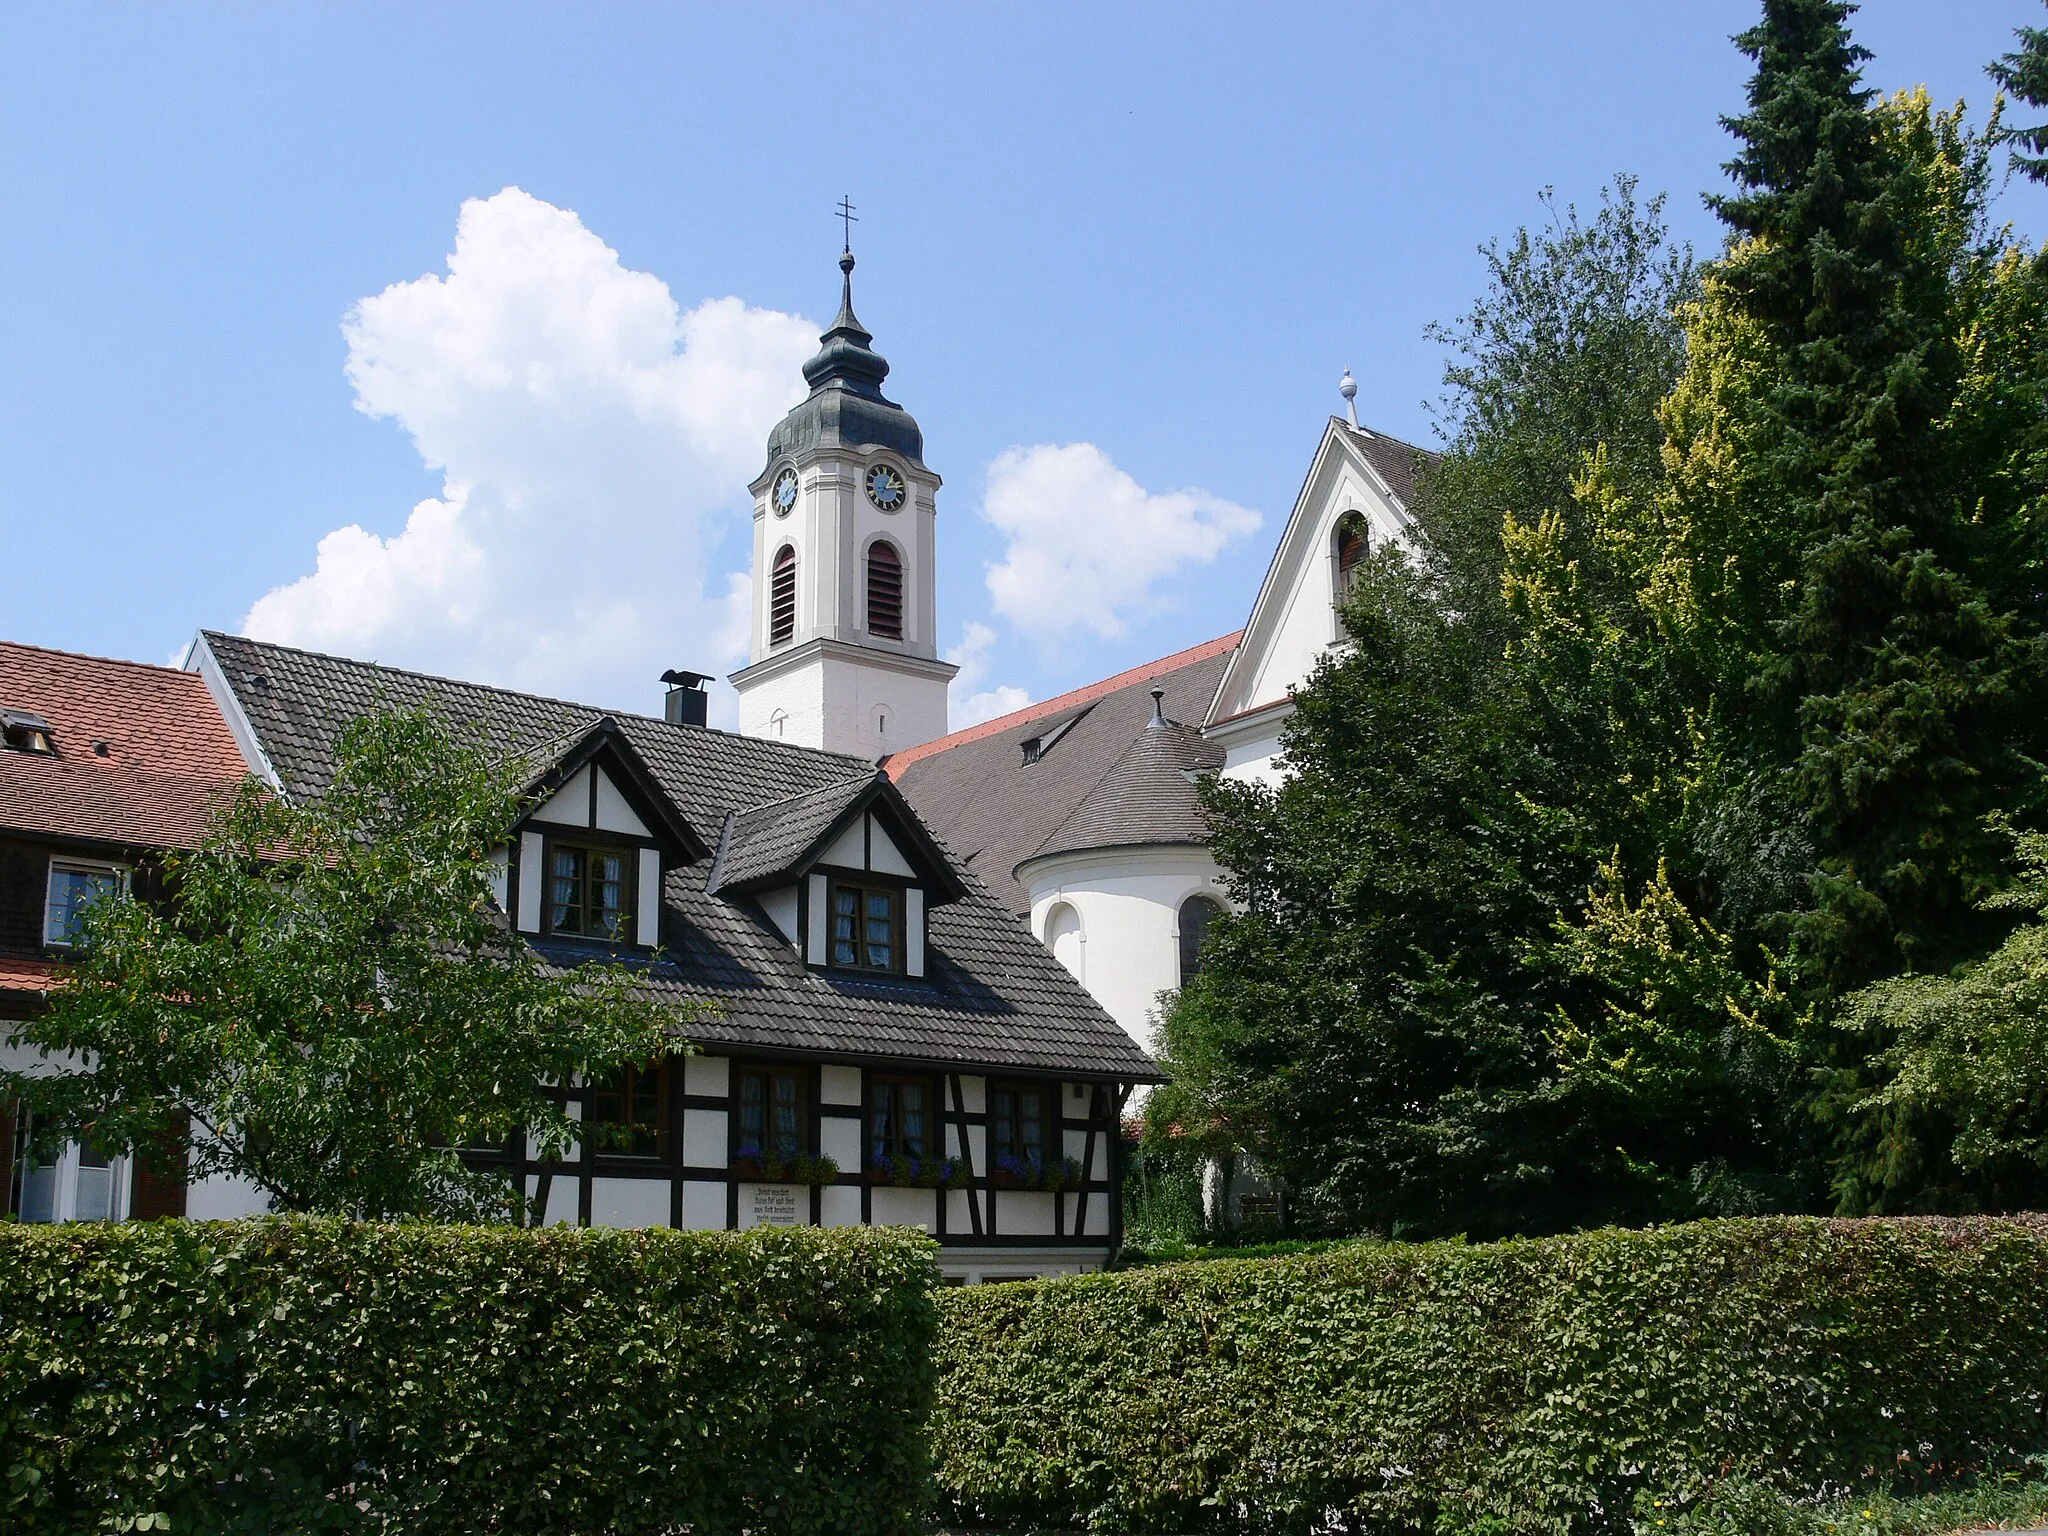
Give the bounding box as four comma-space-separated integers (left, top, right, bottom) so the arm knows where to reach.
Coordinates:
888, 636, 1238, 914
711, 776, 876, 892
1022, 719, 1222, 871
1338, 420, 1439, 508
197, 632, 1156, 1081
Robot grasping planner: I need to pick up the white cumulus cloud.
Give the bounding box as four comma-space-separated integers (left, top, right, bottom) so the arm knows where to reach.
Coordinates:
242, 186, 815, 716
945, 621, 1031, 730
980, 442, 1260, 641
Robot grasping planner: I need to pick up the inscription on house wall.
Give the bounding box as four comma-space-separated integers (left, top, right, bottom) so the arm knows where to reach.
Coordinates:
749, 1185, 803, 1227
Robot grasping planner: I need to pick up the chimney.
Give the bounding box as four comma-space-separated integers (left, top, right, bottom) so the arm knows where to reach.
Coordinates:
660, 669, 710, 728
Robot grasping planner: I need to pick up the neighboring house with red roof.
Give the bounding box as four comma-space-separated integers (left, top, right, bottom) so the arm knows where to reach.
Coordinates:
0, 641, 253, 1224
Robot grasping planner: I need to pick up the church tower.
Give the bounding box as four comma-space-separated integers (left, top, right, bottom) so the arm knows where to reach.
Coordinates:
730, 247, 956, 757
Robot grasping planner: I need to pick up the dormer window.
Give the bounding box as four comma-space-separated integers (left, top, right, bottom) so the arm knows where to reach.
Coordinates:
3, 708, 55, 754
830, 878, 900, 972
546, 840, 634, 940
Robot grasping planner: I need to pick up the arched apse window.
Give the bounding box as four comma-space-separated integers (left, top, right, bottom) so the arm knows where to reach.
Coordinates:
866, 540, 903, 640
1177, 895, 1224, 986
1044, 902, 1083, 983
1333, 513, 1369, 604
769, 545, 797, 647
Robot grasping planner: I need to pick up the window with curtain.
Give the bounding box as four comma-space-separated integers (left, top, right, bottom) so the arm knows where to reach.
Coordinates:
867, 1075, 931, 1163
866, 540, 903, 640
735, 1065, 806, 1160
769, 544, 798, 646
988, 1082, 1049, 1172
546, 841, 633, 940
829, 879, 900, 972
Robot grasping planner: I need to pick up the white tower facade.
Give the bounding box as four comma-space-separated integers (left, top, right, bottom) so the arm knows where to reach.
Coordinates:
730, 250, 956, 758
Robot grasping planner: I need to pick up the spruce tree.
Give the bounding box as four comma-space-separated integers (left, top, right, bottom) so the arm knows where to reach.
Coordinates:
1710, 0, 2042, 987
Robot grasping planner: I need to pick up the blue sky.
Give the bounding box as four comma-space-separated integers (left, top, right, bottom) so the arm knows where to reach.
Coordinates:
5, 3, 2046, 726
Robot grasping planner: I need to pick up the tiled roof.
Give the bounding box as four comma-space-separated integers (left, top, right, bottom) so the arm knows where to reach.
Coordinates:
0, 955, 59, 994
197, 632, 1158, 1082
0, 642, 249, 850
888, 636, 1239, 913
1022, 719, 1223, 871
711, 776, 877, 893
1338, 419, 1439, 507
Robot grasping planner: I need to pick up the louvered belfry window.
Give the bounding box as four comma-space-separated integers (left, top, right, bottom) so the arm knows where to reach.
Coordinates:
769, 545, 797, 646
1335, 514, 1369, 601
866, 541, 903, 640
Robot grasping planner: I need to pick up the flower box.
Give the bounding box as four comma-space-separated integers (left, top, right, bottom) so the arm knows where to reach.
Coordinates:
730, 1149, 840, 1186
989, 1155, 1085, 1193
865, 1154, 970, 1190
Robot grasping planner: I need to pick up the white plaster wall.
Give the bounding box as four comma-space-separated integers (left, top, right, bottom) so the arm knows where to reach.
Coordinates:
820, 1117, 862, 1170
820, 1184, 864, 1228
870, 1186, 935, 1231
1021, 845, 1231, 1052
682, 1109, 727, 1169
680, 1179, 726, 1230
820, 1064, 862, 1104
591, 1177, 669, 1229
759, 887, 799, 947
996, 1190, 1056, 1237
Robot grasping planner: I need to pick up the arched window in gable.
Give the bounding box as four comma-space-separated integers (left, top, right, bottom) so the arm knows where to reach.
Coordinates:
1177, 895, 1224, 986
769, 545, 798, 647
1334, 513, 1369, 604
866, 540, 903, 640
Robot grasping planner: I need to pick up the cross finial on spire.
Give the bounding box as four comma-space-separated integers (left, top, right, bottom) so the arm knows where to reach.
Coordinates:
836, 195, 859, 253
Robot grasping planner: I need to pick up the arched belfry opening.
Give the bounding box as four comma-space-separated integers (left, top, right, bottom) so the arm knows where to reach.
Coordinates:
1334, 513, 1368, 604
866, 540, 903, 641
769, 546, 797, 648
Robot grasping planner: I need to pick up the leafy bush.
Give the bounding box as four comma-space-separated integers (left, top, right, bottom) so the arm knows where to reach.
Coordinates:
0, 1219, 937, 1535
932, 1216, 2048, 1534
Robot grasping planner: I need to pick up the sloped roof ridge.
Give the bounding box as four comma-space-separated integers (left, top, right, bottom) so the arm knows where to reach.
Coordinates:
882, 629, 1243, 780
4, 638, 211, 679
1338, 418, 1442, 462
200, 631, 878, 774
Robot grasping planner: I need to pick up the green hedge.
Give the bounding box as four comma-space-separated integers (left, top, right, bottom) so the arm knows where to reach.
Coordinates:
932, 1216, 2048, 1534
0, 1219, 937, 1535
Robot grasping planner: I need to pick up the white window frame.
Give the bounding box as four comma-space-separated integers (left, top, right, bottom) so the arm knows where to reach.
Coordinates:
12, 1118, 131, 1224
43, 857, 129, 948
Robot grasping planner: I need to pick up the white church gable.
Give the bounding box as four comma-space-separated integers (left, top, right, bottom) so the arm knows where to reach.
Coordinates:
1203, 420, 1418, 781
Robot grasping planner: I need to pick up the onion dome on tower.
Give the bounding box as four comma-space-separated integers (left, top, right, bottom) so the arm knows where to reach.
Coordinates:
762, 249, 925, 470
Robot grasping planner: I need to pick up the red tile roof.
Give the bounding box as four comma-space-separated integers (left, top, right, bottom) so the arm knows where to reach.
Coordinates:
0, 954, 60, 994
0, 641, 250, 850
882, 630, 1243, 781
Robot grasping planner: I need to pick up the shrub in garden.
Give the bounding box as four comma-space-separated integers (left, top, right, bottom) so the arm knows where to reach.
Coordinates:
932, 1216, 2048, 1534
0, 1219, 937, 1535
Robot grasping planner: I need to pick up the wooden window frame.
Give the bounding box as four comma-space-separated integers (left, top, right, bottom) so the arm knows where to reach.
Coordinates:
540, 833, 638, 943
586, 1058, 671, 1161
731, 1062, 810, 1163
825, 875, 904, 975
987, 1079, 1055, 1175
866, 1072, 938, 1167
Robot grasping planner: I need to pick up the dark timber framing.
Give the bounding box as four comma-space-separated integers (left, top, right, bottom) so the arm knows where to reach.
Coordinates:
462, 1051, 1132, 1251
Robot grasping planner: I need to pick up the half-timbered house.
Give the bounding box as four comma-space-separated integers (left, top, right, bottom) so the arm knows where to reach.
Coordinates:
183, 628, 1158, 1282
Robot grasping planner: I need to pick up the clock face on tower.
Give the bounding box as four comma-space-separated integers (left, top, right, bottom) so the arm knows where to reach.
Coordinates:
864, 462, 906, 512
771, 466, 799, 517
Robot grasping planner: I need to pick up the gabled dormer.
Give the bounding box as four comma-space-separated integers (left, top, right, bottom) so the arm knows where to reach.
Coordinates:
707, 772, 964, 980
503, 718, 708, 950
